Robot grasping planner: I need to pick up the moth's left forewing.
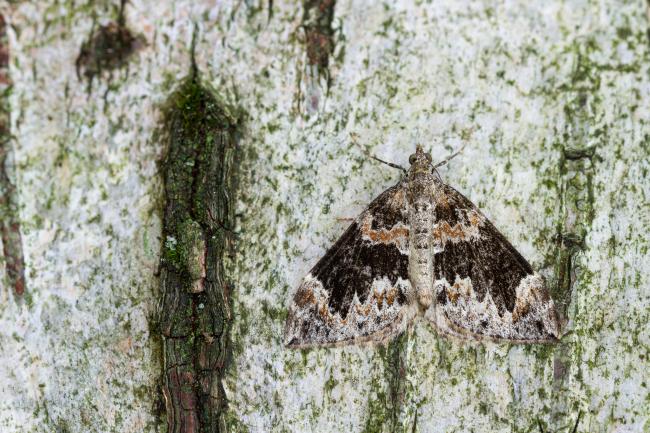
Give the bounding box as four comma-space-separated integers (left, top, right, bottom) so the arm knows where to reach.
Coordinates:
284, 182, 416, 348
428, 183, 560, 343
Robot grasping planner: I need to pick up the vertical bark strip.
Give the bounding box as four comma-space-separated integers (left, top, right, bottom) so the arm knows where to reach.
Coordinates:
0, 14, 25, 296
549, 144, 596, 428
158, 75, 240, 433
385, 332, 409, 432
548, 50, 600, 427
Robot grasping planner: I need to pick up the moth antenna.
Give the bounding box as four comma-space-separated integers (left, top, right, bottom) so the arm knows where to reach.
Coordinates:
368, 154, 407, 173
433, 143, 466, 169
349, 132, 407, 173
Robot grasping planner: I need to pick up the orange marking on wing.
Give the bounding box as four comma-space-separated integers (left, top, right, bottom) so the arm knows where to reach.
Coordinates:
318, 302, 334, 323
373, 289, 384, 309
316, 301, 349, 325
447, 287, 460, 304
468, 211, 481, 226
354, 303, 372, 317
446, 279, 473, 304
512, 281, 545, 322
448, 281, 463, 303
512, 302, 529, 323
433, 210, 484, 243
386, 287, 397, 306
360, 216, 409, 244
433, 222, 465, 242
373, 286, 399, 309
294, 286, 317, 308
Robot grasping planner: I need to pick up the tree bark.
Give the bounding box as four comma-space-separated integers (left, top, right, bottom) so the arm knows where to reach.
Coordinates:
158, 74, 239, 433
0, 1, 648, 432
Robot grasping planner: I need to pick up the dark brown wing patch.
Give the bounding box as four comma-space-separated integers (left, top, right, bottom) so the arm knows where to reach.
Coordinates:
284, 183, 414, 348
429, 183, 559, 342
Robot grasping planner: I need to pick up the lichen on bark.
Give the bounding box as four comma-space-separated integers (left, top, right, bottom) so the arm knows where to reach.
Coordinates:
1, 1, 649, 432
226, 1, 650, 432
158, 72, 241, 432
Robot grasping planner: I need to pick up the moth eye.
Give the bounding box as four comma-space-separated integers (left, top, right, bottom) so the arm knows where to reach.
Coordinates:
425, 153, 432, 162
409, 154, 416, 164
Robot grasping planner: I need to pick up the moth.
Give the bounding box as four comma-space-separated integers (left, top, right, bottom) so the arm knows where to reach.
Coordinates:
284, 146, 560, 348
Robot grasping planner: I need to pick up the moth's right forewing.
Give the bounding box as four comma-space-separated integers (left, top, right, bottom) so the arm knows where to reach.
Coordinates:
429, 183, 560, 343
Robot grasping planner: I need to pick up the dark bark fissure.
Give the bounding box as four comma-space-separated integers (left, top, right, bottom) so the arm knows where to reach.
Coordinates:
362, 331, 410, 433
386, 332, 409, 432
548, 143, 597, 428
410, 411, 417, 433
555, 140, 598, 314
0, 14, 25, 297
297, 0, 337, 115
303, 0, 336, 76
158, 74, 240, 433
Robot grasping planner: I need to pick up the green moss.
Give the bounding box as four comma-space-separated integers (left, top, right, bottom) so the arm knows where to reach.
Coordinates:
261, 298, 286, 323
222, 410, 251, 433
159, 75, 240, 273
363, 387, 389, 433
359, 333, 415, 433
157, 71, 243, 432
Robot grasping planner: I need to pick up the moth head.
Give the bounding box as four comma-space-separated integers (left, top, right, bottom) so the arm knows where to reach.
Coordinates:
408, 144, 433, 170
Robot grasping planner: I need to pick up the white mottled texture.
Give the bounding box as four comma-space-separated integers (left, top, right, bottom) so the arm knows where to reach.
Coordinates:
0, 0, 648, 432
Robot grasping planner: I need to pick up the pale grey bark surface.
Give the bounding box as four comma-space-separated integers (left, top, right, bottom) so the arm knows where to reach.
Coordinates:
0, 1, 648, 432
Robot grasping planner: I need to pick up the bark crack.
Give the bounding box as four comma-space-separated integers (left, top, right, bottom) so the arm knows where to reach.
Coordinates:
158, 74, 241, 433
0, 13, 25, 297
